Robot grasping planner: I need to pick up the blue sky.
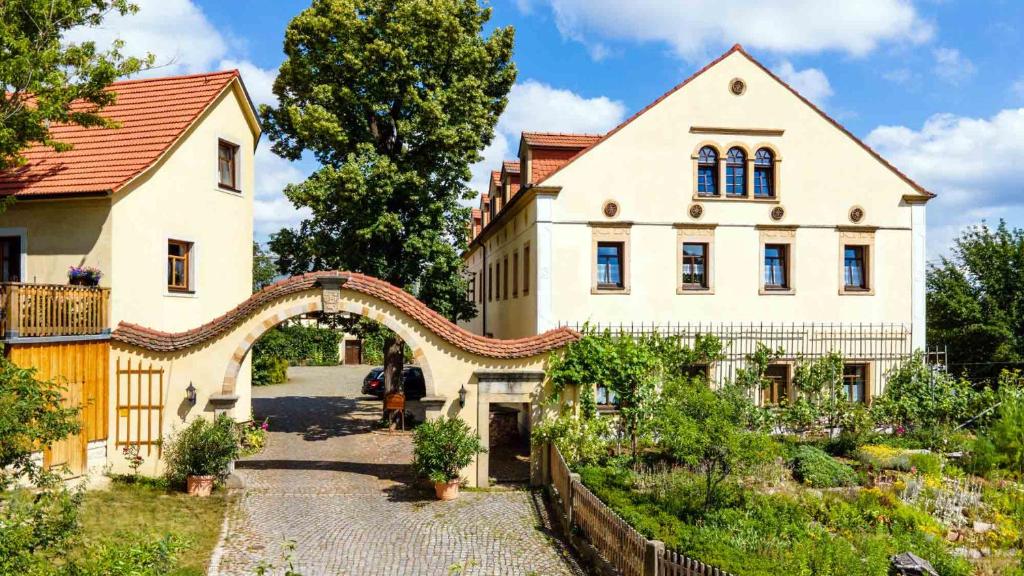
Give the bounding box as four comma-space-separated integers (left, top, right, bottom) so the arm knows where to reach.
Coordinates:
75, 0, 1024, 259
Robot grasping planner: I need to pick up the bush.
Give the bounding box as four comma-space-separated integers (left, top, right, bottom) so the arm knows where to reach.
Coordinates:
67, 534, 188, 576
253, 354, 288, 386
792, 446, 857, 488
532, 413, 610, 468
163, 415, 240, 487
253, 323, 341, 367
412, 417, 486, 484
870, 354, 981, 432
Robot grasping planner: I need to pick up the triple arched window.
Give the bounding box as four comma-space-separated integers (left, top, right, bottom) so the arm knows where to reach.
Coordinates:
694, 144, 778, 199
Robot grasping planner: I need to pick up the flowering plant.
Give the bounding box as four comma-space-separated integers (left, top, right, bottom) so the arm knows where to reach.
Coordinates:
239, 419, 269, 456
122, 444, 144, 478
68, 266, 102, 286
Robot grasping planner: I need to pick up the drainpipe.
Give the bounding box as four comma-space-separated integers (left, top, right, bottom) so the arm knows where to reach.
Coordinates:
481, 243, 488, 336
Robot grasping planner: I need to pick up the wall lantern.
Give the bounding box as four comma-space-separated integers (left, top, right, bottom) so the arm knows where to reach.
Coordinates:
458, 384, 467, 407
186, 382, 197, 406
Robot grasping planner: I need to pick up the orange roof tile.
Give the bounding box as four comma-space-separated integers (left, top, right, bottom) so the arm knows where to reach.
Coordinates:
0, 70, 250, 198
489, 170, 501, 187
501, 160, 520, 174
522, 132, 603, 149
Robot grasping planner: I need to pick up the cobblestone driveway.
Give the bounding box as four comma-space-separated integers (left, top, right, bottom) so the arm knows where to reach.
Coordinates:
211, 365, 584, 576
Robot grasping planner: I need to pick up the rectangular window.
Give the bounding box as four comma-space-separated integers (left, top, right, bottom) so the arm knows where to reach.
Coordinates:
502, 255, 509, 300
488, 264, 493, 302
596, 384, 618, 407
754, 166, 773, 197
218, 140, 239, 190
478, 272, 483, 304
468, 272, 476, 303
596, 242, 624, 289
843, 364, 868, 403
167, 240, 193, 292
512, 252, 519, 298
681, 242, 708, 289
523, 244, 530, 295
762, 364, 791, 405
682, 363, 710, 381
844, 245, 868, 290
697, 166, 716, 195
726, 165, 745, 196
763, 244, 789, 290
0, 236, 22, 282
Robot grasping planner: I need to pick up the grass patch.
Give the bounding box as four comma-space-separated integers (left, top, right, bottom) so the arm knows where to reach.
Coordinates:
76, 479, 231, 576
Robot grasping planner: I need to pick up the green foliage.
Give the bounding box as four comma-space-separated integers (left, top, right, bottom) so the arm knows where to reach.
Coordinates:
252, 354, 289, 386
254, 323, 341, 366
162, 415, 240, 487
928, 221, 1024, 382
0, 358, 81, 487
531, 413, 610, 468
0, 0, 152, 172
1, 485, 81, 574
653, 377, 777, 510
792, 446, 857, 488
239, 420, 269, 457
976, 391, 1024, 477
733, 343, 784, 394
352, 317, 411, 365
264, 0, 516, 324
65, 534, 187, 576
871, 353, 980, 434
253, 242, 278, 292
412, 416, 486, 484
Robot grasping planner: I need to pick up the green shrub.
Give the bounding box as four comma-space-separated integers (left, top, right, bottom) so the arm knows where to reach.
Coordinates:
412, 417, 486, 484
253, 324, 341, 367
792, 446, 857, 488
253, 354, 288, 386
532, 413, 610, 468
907, 452, 943, 476
163, 415, 240, 488
68, 534, 188, 576
855, 444, 911, 471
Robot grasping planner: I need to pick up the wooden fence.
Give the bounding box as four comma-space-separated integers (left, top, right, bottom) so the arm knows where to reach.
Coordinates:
546, 443, 735, 576
1, 283, 110, 338
115, 358, 165, 457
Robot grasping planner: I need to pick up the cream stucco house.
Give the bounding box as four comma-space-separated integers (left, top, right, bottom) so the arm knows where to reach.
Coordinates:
461, 45, 933, 403
0, 70, 260, 475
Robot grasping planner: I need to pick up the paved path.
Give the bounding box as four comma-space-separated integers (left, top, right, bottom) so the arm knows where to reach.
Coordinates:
211, 365, 584, 576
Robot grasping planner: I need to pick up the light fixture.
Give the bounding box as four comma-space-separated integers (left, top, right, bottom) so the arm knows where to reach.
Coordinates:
186, 382, 197, 406
458, 384, 467, 407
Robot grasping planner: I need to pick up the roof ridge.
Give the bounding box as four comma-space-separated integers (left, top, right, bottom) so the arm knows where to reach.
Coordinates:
107, 69, 239, 87
521, 131, 604, 137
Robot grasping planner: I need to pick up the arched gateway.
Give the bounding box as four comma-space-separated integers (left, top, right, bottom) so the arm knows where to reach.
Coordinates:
109, 271, 579, 486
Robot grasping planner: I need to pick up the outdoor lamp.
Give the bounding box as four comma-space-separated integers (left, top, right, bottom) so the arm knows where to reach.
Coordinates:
458, 384, 467, 407
186, 382, 197, 406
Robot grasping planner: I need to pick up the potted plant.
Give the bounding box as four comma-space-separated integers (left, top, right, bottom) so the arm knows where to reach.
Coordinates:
412, 416, 486, 500
68, 265, 103, 286
163, 414, 240, 496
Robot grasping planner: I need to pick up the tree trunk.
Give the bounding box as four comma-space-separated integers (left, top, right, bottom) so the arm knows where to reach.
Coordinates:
381, 334, 405, 418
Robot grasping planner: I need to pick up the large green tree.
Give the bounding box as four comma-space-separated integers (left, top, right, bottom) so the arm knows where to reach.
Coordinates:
263, 0, 515, 394
928, 221, 1024, 382
0, 0, 150, 172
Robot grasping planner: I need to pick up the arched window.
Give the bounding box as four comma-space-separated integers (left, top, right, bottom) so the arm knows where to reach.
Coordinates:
726, 147, 746, 196
754, 148, 774, 198
697, 146, 718, 196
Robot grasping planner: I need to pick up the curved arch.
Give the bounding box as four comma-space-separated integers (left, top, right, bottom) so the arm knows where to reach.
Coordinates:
112, 271, 581, 396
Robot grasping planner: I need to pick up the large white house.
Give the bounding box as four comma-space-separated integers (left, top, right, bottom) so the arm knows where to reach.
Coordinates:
461, 45, 933, 403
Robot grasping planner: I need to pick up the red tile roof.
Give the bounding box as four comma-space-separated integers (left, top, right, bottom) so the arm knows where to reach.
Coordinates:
112, 271, 580, 358
522, 132, 603, 149
501, 160, 520, 174
0, 70, 248, 198
490, 170, 501, 187
532, 45, 934, 199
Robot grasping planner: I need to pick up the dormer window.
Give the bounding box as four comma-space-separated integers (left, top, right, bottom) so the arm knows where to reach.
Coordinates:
726, 147, 746, 197
218, 140, 240, 191
754, 148, 774, 198
696, 146, 718, 196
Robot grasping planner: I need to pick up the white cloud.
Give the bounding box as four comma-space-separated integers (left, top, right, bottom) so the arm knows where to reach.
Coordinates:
1012, 78, 1024, 100
932, 47, 976, 86
866, 108, 1024, 257
254, 197, 313, 238
468, 80, 627, 197
774, 61, 833, 104
524, 0, 933, 61
883, 68, 915, 86
219, 59, 277, 108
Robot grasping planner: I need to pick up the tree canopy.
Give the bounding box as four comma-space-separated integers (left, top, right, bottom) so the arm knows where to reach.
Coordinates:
0, 0, 150, 172
263, 0, 515, 323
928, 221, 1024, 382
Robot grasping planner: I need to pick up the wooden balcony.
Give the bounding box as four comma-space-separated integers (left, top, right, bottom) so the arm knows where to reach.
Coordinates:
0, 283, 110, 340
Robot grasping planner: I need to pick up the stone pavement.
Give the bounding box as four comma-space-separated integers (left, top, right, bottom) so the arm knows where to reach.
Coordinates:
210, 365, 585, 576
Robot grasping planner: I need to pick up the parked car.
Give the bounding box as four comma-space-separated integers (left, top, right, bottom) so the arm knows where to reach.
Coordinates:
360, 366, 426, 400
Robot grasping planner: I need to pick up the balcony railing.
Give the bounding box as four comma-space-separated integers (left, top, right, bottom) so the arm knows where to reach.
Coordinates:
0, 283, 110, 339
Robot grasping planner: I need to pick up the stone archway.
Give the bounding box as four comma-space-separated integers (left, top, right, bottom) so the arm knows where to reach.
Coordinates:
108, 271, 579, 486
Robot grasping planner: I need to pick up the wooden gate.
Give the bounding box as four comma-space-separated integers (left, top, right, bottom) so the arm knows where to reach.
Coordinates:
7, 340, 110, 476
344, 339, 362, 364
115, 358, 165, 457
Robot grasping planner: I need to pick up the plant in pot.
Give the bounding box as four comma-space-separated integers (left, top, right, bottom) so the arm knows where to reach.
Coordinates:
412, 416, 486, 500
67, 265, 102, 286
163, 414, 240, 496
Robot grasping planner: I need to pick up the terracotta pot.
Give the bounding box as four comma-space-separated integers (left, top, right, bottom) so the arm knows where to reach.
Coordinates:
434, 479, 460, 500
187, 475, 215, 497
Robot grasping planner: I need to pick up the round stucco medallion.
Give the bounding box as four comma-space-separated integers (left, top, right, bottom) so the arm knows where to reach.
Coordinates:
729, 78, 746, 96
849, 206, 865, 224
602, 200, 620, 218
689, 204, 704, 219
770, 206, 786, 221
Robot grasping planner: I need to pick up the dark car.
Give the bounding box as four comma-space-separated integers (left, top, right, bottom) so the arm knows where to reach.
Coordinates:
360, 366, 426, 400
